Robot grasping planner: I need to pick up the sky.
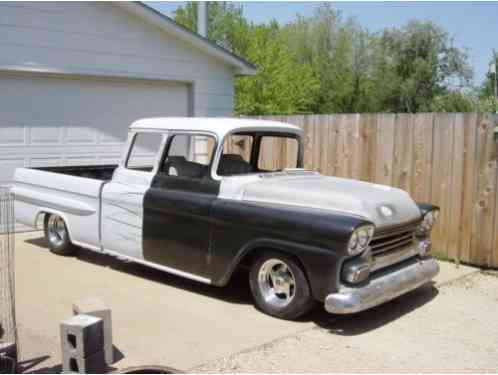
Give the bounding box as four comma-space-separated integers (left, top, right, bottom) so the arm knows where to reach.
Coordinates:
146, 1, 498, 85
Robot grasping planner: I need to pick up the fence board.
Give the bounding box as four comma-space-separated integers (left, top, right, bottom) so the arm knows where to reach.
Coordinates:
448, 114, 465, 262
253, 113, 498, 269
348, 114, 362, 180
473, 114, 497, 266
492, 166, 498, 268
375, 114, 395, 185
411, 113, 434, 202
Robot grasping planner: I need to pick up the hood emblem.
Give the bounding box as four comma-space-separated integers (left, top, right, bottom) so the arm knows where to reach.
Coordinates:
379, 205, 394, 218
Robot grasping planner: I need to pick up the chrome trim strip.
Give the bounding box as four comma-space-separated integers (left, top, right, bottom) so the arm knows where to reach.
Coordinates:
325, 258, 439, 314
371, 243, 420, 272
373, 220, 419, 239
103, 249, 212, 284
372, 237, 414, 255
371, 232, 413, 249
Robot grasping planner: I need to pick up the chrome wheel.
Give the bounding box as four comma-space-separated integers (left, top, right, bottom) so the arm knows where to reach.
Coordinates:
47, 215, 67, 247
258, 259, 296, 308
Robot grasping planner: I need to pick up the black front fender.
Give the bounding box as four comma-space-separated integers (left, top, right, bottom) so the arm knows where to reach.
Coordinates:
209, 200, 372, 301
216, 237, 343, 301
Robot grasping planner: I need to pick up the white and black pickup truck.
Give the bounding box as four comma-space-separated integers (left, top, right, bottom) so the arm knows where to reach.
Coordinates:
13, 117, 439, 319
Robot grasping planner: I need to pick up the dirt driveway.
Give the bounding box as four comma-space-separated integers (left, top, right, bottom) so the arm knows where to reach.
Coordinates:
14, 232, 496, 373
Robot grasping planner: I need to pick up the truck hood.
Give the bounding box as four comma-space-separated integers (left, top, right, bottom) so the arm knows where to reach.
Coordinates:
221, 172, 421, 228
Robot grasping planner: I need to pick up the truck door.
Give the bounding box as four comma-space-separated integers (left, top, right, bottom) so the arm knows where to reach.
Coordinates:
142, 132, 219, 280
101, 131, 165, 259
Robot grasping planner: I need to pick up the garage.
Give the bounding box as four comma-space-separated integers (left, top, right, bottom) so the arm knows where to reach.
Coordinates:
0, 2, 255, 184
0, 74, 189, 183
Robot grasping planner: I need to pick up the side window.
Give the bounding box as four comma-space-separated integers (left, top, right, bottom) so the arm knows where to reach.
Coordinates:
126, 132, 163, 172
162, 134, 216, 179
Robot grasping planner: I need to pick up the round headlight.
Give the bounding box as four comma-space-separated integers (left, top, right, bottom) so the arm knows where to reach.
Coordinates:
349, 231, 358, 250
358, 228, 370, 247
348, 225, 375, 256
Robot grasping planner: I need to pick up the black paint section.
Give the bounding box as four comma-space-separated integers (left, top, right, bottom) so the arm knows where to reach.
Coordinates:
143, 174, 219, 277
416, 202, 439, 216
209, 200, 372, 301
34, 165, 118, 180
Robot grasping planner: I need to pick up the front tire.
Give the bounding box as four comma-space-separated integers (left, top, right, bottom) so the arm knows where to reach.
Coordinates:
249, 252, 316, 320
44, 214, 77, 256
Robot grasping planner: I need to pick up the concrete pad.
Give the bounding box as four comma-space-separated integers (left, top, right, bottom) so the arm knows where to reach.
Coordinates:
13, 232, 482, 372
14, 232, 314, 372
433, 259, 480, 286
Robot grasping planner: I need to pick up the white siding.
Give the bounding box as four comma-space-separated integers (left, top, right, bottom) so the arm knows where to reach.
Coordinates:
0, 2, 235, 116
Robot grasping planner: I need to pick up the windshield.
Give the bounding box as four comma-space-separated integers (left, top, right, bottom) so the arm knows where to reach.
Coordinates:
217, 132, 301, 176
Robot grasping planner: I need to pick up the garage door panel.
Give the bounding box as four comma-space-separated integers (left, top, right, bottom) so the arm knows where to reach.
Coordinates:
66, 126, 97, 144
29, 126, 63, 145
28, 156, 62, 167
0, 126, 25, 145
0, 75, 189, 183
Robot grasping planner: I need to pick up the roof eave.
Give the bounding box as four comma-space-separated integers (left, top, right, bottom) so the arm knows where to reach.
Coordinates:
116, 2, 256, 76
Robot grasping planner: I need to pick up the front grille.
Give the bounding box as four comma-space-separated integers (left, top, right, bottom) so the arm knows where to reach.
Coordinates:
370, 221, 420, 256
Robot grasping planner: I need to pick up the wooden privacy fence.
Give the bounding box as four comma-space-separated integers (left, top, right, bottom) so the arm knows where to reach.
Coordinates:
251, 113, 498, 269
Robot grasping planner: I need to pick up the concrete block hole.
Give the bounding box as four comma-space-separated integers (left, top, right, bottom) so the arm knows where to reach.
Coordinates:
69, 358, 78, 372
68, 334, 77, 350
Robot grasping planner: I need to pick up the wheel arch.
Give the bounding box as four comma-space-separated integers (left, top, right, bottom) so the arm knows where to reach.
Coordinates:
37, 208, 74, 240
215, 238, 341, 301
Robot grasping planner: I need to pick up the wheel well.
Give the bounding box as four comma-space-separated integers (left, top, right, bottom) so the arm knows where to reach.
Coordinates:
35, 211, 48, 229
234, 247, 310, 282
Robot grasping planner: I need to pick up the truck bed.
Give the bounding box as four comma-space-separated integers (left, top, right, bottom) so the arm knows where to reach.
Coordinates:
34, 164, 118, 181
13, 166, 113, 249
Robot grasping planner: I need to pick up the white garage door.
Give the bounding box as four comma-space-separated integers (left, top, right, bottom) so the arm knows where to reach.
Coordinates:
0, 74, 190, 184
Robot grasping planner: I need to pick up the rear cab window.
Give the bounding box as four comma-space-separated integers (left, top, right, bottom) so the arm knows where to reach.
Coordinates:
258, 135, 299, 172
217, 132, 301, 176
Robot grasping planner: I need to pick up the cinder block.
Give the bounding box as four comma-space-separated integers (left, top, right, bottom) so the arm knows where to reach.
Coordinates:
73, 297, 113, 365
62, 349, 107, 374
60, 314, 104, 359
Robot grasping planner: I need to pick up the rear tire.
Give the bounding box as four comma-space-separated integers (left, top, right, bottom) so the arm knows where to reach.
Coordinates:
249, 251, 316, 320
43, 214, 77, 256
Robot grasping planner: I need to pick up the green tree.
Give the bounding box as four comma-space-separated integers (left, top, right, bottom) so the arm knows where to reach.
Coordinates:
374, 21, 473, 112
478, 52, 498, 112
174, 2, 250, 55
174, 2, 477, 114
235, 22, 319, 115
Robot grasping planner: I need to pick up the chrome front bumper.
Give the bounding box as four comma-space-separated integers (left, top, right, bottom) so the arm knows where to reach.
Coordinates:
325, 257, 439, 314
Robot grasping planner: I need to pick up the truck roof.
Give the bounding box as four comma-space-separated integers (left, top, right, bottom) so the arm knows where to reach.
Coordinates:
130, 117, 302, 139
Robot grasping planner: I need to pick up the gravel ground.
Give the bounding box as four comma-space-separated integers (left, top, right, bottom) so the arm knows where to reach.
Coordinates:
193, 272, 498, 373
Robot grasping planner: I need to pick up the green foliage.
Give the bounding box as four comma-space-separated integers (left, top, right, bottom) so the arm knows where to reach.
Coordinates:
375, 21, 472, 112
430, 91, 476, 112
174, 2, 497, 115
174, 2, 249, 55
234, 23, 319, 115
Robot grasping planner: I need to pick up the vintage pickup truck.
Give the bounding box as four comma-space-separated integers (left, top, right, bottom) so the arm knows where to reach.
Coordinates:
13, 118, 439, 319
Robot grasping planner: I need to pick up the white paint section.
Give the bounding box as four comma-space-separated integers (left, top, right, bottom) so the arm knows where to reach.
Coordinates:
0, 74, 189, 183
12, 168, 104, 249
130, 117, 303, 141
220, 172, 422, 228
101, 167, 155, 259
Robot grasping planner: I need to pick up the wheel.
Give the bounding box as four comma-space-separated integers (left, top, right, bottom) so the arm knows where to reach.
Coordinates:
249, 252, 316, 320
43, 214, 77, 255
